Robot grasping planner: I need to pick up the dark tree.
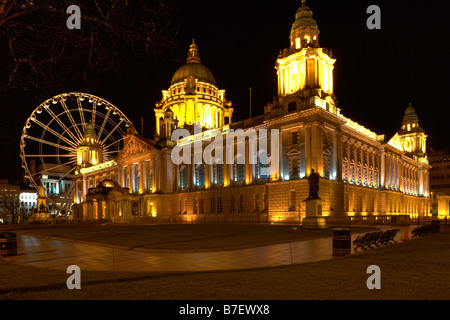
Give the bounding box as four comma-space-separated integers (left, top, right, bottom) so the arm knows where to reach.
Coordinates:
0, 0, 178, 100
0, 0, 179, 183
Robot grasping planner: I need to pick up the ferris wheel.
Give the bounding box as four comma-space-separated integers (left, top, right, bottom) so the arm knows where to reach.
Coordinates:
20, 92, 133, 215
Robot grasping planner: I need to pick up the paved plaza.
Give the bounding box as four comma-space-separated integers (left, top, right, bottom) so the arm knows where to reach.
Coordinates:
3, 224, 409, 272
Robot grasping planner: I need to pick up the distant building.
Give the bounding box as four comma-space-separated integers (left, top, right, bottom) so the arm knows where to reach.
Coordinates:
19, 189, 38, 215
429, 149, 450, 217
0, 179, 20, 223
37, 162, 74, 215
430, 149, 450, 195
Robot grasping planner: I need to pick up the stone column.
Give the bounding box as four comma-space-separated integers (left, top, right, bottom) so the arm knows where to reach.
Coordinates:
129, 165, 134, 193
139, 162, 144, 194
305, 125, 312, 175
82, 175, 87, 202
346, 140, 351, 182
332, 130, 341, 181
379, 148, 385, 189
308, 123, 323, 176
143, 161, 149, 193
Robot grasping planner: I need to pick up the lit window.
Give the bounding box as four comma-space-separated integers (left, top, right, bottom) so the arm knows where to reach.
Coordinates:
295, 38, 301, 49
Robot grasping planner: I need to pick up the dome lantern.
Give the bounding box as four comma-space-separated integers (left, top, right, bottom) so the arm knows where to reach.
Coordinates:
171, 41, 217, 86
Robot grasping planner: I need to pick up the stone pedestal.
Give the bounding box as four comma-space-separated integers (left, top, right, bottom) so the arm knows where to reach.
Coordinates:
30, 197, 51, 223
302, 198, 328, 229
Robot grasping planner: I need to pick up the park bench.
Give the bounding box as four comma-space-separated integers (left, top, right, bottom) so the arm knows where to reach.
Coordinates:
377, 229, 399, 246
353, 229, 399, 251
353, 231, 383, 251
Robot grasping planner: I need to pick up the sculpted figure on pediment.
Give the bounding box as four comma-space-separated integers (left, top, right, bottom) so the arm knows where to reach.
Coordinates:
119, 137, 153, 160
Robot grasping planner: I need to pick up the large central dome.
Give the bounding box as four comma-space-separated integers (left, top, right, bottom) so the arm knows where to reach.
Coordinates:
170, 40, 217, 86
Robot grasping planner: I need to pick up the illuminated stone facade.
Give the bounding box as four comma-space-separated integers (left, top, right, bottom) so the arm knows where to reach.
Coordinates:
73, 1, 432, 223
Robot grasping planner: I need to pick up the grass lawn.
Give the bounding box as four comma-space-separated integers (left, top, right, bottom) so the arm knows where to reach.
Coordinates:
0, 224, 449, 300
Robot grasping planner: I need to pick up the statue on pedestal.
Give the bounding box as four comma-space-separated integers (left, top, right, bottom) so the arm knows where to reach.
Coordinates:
29, 184, 50, 223
307, 169, 320, 199
303, 169, 327, 229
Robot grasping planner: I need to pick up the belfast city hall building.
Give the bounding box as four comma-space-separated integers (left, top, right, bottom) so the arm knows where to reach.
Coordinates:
72, 2, 431, 224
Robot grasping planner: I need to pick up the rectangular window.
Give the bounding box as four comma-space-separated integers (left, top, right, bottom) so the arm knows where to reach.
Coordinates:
292, 132, 299, 145
255, 193, 260, 212
295, 38, 301, 49
289, 157, 300, 179
218, 196, 222, 213
288, 101, 297, 113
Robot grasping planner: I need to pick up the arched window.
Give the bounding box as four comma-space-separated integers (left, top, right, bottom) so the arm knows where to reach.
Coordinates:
257, 151, 270, 180
195, 164, 205, 187
180, 166, 188, 190
234, 154, 245, 182
213, 162, 224, 184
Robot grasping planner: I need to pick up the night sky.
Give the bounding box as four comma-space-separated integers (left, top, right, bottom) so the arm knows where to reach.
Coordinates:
2, 0, 450, 184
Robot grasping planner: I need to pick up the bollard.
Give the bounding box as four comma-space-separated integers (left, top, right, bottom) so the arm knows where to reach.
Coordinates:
333, 228, 351, 256
0, 232, 17, 257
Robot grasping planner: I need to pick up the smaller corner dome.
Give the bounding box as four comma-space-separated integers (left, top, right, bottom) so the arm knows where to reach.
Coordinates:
403, 103, 419, 123
84, 121, 96, 136
97, 180, 122, 189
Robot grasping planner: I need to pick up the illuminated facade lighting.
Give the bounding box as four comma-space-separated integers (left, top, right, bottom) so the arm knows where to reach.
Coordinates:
72, 1, 433, 224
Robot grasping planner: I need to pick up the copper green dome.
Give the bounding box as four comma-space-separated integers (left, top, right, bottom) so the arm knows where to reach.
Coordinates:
292, 0, 319, 31
171, 40, 217, 86
83, 121, 97, 138
403, 103, 419, 124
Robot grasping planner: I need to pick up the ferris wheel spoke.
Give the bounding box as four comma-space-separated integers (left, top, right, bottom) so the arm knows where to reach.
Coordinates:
77, 96, 87, 131
25, 154, 76, 158
43, 104, 80, 143
31, 118, 78, 148
97, 108, 112, 141
91, 99, 97, 125
59, 97, 84, 141
28, 159, 78, 178
56, 166, 76, 182
25, 135, 75, 153
103, 136, 124, 151
101, 119, 124, 146
55, 183, 75, 216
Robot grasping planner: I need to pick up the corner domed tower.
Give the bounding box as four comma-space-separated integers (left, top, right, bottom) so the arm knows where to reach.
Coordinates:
398, 103, 428, 161
76, 121, 103, 170
274, 0, 337, 115
155, 40, 233, 138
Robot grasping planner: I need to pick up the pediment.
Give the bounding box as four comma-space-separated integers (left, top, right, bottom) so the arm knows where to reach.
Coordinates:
118, 135, 157, 161
287, 148, 301, 157
387, 133, 404, 152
